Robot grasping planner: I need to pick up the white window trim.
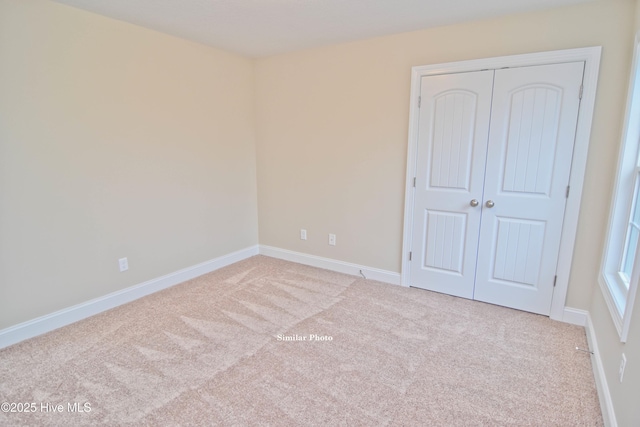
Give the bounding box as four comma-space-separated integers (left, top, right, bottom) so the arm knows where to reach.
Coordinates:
599, 32, 640, 343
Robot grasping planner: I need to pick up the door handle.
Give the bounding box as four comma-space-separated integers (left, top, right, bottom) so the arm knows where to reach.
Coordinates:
470, 199, 479, 207
485, 200, 495, 208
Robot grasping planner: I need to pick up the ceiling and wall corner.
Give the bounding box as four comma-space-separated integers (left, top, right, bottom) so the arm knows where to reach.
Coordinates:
49, 0, 594, 57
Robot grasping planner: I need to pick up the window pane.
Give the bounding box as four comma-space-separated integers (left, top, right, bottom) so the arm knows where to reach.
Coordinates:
622, 225, 639, 285
634, 203, 640, 226
633, 177, 640, 224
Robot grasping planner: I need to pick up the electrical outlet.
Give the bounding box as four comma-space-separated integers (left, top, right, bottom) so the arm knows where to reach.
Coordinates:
619, 353, 627, 382
329, 234, 336, 246
118, 257, 129, 272
300, 229, 307, 240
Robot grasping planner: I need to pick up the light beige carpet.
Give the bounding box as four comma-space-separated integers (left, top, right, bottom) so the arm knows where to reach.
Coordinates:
0, 255, 602, 426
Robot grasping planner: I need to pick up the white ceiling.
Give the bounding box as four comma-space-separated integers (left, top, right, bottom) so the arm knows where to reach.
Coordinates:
51, 0, 592, 57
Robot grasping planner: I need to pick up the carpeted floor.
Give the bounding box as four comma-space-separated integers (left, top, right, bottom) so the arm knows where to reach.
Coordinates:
0, 255, 602, 426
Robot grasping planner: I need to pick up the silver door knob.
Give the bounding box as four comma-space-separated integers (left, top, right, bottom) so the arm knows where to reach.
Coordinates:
470, 199, 479, 207
485, 200, 495, 208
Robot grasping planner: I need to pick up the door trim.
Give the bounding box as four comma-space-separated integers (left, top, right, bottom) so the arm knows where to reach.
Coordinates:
401, 47, 602, 322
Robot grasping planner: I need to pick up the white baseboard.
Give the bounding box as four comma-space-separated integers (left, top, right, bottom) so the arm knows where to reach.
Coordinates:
561, 307, 589, 326
0, 245, 259, 350
259, 245, 401, 285
585, 312, 618, 427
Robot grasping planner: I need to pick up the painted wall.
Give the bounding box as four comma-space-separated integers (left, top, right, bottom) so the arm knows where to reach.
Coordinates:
254, 0, 634, 311
0, 0, 258, 329
586, 1, 640, 425
590, 291, 640, 425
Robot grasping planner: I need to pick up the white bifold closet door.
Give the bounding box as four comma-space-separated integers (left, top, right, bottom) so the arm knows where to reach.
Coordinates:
409, 62, 584, 315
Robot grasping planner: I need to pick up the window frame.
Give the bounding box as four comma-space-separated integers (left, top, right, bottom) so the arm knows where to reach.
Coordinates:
599, 32, 640, 343
619, 169, 640, 284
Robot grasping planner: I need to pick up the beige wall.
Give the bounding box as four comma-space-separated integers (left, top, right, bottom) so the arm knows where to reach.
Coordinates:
591, 291, 640, 425
0, 0, 258, 329
255, 0, 634, 309
587, 1, 640, 425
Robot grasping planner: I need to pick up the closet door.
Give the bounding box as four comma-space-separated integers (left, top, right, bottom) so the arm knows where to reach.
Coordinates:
473, 62, 584, 315
409, 70, 494, 298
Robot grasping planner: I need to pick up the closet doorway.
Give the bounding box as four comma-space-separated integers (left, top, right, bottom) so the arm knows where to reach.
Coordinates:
401, 48, 601, 319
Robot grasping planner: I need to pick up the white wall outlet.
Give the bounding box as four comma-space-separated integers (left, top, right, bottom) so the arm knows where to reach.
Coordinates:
118, 257, 129, 272
329, 233, 336, 246
300, 229, 307, 240
619, 353, 627, 382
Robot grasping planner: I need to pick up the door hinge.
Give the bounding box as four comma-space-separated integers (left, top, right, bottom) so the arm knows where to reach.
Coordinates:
566, 185, 570, 198
579, 84, 584, 100
409, 252, 412, 261
553, 275, 557, 287
418, 96, 421, 108
413, 177, 416, 187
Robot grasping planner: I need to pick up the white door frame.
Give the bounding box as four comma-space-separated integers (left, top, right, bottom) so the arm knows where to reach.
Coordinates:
401, 47, 602, 322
